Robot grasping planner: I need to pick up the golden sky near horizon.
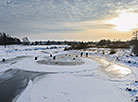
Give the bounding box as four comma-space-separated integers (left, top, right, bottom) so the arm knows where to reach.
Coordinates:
29, 11, 136, 41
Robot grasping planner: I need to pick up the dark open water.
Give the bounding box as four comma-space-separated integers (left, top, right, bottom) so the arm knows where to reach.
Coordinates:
0, 69, 47, 102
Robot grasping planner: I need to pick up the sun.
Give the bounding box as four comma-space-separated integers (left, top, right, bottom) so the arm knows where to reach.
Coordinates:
108, 11, 138, 32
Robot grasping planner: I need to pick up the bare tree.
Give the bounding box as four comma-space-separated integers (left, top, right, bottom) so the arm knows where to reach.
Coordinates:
22, 37, 30, 45
133, 31, 138, 41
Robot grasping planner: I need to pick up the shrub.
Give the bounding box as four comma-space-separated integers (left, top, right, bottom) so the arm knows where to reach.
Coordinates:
109, 49, 116, 54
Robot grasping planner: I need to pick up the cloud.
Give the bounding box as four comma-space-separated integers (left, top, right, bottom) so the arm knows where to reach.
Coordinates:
0, 0, 138, 38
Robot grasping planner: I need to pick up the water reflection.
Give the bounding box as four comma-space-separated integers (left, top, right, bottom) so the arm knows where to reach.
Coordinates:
105, 64, 132, 78
99, 58, 131, 78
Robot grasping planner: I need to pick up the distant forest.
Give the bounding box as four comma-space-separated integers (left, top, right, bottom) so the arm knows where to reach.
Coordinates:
0, 32, 21, 45
0, 32, 138, 56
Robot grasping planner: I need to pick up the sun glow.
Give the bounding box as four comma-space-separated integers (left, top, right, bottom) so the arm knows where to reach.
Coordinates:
109, 12, 138, 32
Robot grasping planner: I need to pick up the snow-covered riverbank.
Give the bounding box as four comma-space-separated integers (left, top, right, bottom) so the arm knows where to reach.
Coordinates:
16, 55, 134, 102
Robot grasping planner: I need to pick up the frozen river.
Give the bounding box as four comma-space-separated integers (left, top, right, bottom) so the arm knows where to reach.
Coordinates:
0, 69, 47, 102
0, 45, 136, 102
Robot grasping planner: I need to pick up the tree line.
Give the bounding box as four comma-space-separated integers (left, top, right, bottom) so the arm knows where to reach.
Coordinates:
0, 31, 138, 56
0, 32, 21, 46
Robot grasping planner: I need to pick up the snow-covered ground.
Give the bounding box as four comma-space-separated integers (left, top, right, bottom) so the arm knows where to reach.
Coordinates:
84, 48, 138, 67
0, 45, 138, 102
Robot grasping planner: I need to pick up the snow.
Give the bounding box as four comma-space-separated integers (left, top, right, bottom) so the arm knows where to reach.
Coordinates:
16, 80, 33, 102
0, 45, 138, 102
31, 74, 129, 102
85, 48, 138, 68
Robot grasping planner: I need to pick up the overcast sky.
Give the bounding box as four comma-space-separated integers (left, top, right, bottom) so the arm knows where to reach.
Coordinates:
0, 0, 138, 41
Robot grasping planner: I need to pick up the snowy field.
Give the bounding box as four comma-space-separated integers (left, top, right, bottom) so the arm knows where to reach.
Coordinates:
0, 45, 138, 102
